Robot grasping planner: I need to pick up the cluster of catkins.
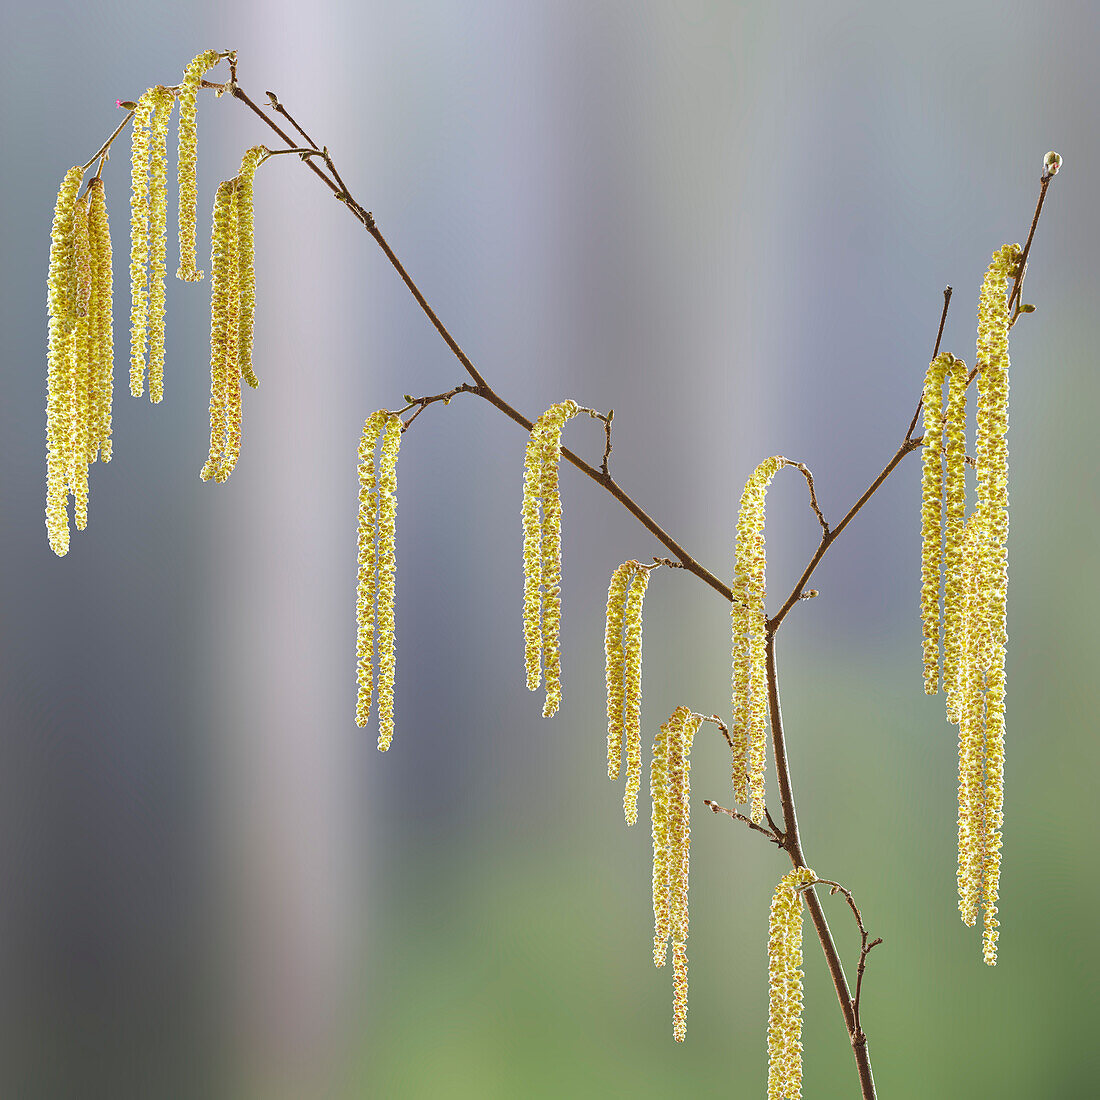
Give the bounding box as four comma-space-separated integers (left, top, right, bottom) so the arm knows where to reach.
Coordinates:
45, 50, 273, 554
921, 243, 1021, 966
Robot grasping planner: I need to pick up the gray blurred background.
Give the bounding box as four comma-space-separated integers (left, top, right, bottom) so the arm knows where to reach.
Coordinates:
1, 2, 1097, 1097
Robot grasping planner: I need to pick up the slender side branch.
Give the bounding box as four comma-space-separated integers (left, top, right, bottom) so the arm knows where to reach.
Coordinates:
786, 460, 829, 536
905, 285, 953, 442
703, 799, 784, 847
798, 878, 883, 1038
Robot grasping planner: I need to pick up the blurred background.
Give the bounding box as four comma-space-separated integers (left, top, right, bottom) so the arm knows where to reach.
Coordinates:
1, 2, 1097, 1097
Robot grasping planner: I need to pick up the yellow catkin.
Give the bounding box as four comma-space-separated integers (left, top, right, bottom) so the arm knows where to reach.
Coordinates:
235, 145, 266, 389
146, 85, 175, 403
651, 706, 702, 1041
973, 243, 1017, 966
621, 565, 650, 825
920, 352, 968, 694
176, 49, 221, 281
69, 197, 93, 531
767, 866, 816, 1100
200, 181, 236, 481
128, 89, 157, 396
955, 514, 986, 926
731, 455, 786, 822
216, 180, 243, 481
45, 165, 85, 556
375, 415, 402, 750
87, 178, 114, 464
940, 357, 969, 711
651, 710, 673, 968
356, 411, 388, 727
605, 561, 634, 780
520, 400, 579, 715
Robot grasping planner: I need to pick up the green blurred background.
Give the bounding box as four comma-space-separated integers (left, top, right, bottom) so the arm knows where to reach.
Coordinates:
2, 2, 1097, 1097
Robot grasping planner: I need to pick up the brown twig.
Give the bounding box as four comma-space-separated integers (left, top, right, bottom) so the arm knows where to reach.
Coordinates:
785, 460, 829, 536
704, 799, 784, 847
904, 285, 953, 443
797, 878, 883, 1039
397, 383, 481, 430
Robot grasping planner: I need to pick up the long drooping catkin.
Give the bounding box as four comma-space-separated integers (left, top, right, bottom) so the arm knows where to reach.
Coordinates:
46, 166, 86, 556
46, 168, 117, 554
200, 180, 238, 482
972, 243, 1017, 966
375, 415, 401, 750
605, 561, 633, 779
87, 178, 114, 464
945, 243, 1018, 965
651, 705, 702, 1041
128, 89, 158, 397
235, 146, 266, 389
146, 85, 175, 403
176, 49, 221, 282
356, 411, 387, 726
920, 352, 968, 694
605, 560, 652, 824
520, 400, 579, 717
767, 866, 817, 1100
355, 411, 402, 749
731, 455, 785, 821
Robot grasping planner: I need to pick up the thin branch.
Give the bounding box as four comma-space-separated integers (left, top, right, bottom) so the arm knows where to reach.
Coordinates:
80, 108, 135, 173
904, 285, 953, 443
785, 459, 829, 536
703, 799, 784, 847
1007, 172, 1052, 313
230, 76, 736, 604
398, 383, 480, 430
265, 90, 321, 150
797, 878, 882, 1039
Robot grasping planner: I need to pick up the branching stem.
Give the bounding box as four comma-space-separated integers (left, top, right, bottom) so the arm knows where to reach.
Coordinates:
220, 71, 1056, 1100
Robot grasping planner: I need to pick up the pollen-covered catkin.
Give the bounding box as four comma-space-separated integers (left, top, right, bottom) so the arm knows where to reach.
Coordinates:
731, 455, 786, 822
955, 514, 986, 927
940, 356, 969, 710
651, 706, 702, 1041
235, 146, 266, 389
45, 165, 85, 556
620, 565, 650, 825
200, 180, 237, 482
605, 561, 634, 781
355, 411, 387, 728
69, 196, 93, 531
520, 400, 579, 716
920, 352, 968, 694
87, 178, 114, 464
146, 85, 175, 403
375, 414, 402, 751
128, 89, 157, 396
215, 179, 243, 481
176, 49, 221, 281
767, 866, 816, 1100
972, 243, 1017, 966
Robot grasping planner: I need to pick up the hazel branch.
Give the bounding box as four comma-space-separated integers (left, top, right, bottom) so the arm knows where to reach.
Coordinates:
229, 75, 736, 602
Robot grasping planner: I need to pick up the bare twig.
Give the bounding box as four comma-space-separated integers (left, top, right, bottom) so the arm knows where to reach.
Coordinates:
904, 285, 953, 443
704, 799, 784, 847
785, 460, 829, 536
397, 382, 481, 430
797, 877, 883, 1039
